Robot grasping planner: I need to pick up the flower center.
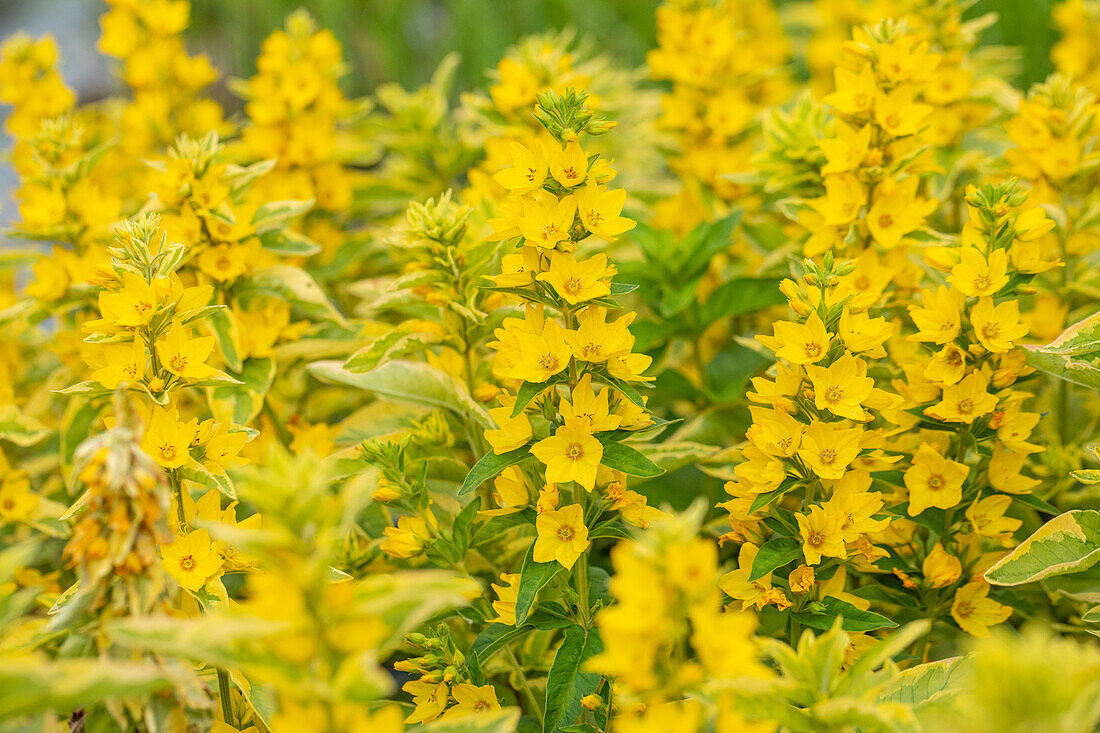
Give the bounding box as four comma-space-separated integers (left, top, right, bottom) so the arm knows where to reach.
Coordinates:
808, 530, 825, 547
818, 448, 837, 465
170, 355, 188, 372
565, 443, 583, 460
538, 354, 558, 371
825, 386, 844, 404
927, 474, 944, 490
160, 444, 177, 461
804, 342, 822, 358
563, 277, 582, 294
179, 555, 196, 572
877, 213, 894, 229
557, 525, 575, 542
957, 398, 974, 414
973, 274, 991, 290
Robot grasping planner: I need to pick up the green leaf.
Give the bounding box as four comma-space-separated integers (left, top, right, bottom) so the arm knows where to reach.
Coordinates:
749, 537, 803, 581
699, 277, 785, 325
54, 381, 112, 397
251, 199, 314, 230
309, 359, 492, 428
985, 510, 1100, 586
792, 597, 899, 632
207, 358, 277, 426
416, 710, 521, 733
1072, 469, 1100, 484
515, 544, 564, 626
459, 445, 532, 496
259, 228, 322, 257
589, 520, 632, 540
245, 264, 346, 324
512, 373, 571, 417
0, 405, 50, 447
1023, 346, 1100, 390
876, 657, 967, 708
178, 304, 228, 325
451, 498, 482, 556
344, 323, 444, 373
0, 658, 172, 718
206, 307, 243, 373
596, 438, 664, 478
543, 624, 603, 733
178, 463, 237, 500
1011, 491, 1060, 515
470, 623, 534, 663
600, 372, 647, 410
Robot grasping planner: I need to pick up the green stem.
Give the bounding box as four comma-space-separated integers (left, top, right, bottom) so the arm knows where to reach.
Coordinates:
217, 668, 235, 725
506, 646, 543, 725
169, 472, 187, 528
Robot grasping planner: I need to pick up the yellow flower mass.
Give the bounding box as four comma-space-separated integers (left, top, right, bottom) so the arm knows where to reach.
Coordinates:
0, 3, 1096, 731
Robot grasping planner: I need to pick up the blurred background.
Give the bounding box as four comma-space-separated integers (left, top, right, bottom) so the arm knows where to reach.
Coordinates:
0, 0, 1061, 106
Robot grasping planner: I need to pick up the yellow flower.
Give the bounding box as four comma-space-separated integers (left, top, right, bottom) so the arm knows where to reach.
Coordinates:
197, 243, 250, 282
795, 505, 847, 565
805, 353, 874, 421
98, 272, 160, 327
924, 371, 998, 423
201, 421, 250, 473
489, 247, 542, 287
866, 177, 935, 248
533, 503, 590, 569
720, 542, 787, 611
971, 297, 1029, 353
156, 321, 216, 381
949, 246, 1009, 297
560, 374, 622, 433
490, 572, 521, 625
505, 318, 572, 383
788, 564, 816, 595
402, 680, 449, 724
873, 86, 932, 138
746, 406, 803, 458
818, 122, 874, 175
764, 311, 831, 365
532, 418, 603, 491
966, 495, 1022, 538
547, 140, 589, 188
925, 343, 968, 386
988, 444, 1040, 494
536, 251, 612, 304
0, 474, 38, 523
493, 141, 547, 194
951, 581, 1012, 637
809, 172, 864, 225
88, 340, 147, 389
922, 542, 962, 588
576, 181, 635, 241
380, 515, 431, 559
824, 472, 890, 541
444, 683, 502, 718
564, 307, 634, 363
485, 404, 532, 454
482, 466, 529, 517
161, 529, 224, 592
519, 194, 576, 250
904, 443, 968, 515
822, 65, 877, 116
797, 420, 863, 480
141, 407, 198, 469
908, 286, 963, 344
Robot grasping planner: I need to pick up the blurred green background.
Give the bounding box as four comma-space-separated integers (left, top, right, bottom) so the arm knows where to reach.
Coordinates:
185, 0, 1059, 100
